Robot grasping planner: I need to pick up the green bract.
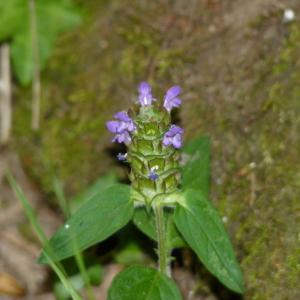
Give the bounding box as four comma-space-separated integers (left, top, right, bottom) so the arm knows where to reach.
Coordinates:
129, 104, 180, 206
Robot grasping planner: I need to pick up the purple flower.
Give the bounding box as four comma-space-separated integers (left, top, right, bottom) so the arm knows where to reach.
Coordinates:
163, 86, 182, 112
148, 166, 159, 181
106, 111, 136, 133
106, 111, 136, 144
163, 125, 184, 149
112, 131, 132, 144
138, 82, 154, 106
117, 153, 127, 161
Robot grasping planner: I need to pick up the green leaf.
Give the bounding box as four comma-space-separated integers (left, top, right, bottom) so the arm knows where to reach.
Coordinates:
132, 207, 156, 240
0, 0, 81, 85
133, 207, 186, 248
70, 172, 118, 213
0, 0, 24, 40
115, 242, 147, 265
11, 29, 33, 85
39, 184, 133, 264
174, 189, 244, 294
108, 266, 182, 300
181, 136, 210, 198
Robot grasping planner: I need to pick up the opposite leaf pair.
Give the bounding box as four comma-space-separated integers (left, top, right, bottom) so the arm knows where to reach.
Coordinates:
40, 136, 244, 297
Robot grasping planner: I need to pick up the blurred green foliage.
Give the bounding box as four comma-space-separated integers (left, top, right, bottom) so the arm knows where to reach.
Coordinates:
54, 262, 103, 300
0, 0, 81, 85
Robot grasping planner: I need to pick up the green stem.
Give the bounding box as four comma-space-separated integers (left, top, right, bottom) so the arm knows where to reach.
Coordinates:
154, 204, 171, 276
29, 0, 41, 130
53, 174, 96, 300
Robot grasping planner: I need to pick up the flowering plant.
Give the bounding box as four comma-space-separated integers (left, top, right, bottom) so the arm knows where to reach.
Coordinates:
40, 82, 244, 299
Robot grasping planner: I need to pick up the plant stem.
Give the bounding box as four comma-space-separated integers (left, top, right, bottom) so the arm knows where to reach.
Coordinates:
154, 204, 171, 276
53, 174, 96, 300
29, 0, 41, 130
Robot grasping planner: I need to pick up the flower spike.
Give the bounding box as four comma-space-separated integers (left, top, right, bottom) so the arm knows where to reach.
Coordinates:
106, 82, 183, 204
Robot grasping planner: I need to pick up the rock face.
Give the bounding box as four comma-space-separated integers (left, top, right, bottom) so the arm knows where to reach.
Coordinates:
15, 0, 300, 299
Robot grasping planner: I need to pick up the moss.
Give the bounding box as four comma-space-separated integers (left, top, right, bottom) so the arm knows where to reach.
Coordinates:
183, 19, 300, 299
220, 23, 300, 299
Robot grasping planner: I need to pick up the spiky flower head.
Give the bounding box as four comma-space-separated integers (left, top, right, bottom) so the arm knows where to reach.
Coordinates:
106, 82, 183, 206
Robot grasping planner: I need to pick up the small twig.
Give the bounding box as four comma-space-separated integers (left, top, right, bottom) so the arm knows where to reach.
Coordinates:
0, 43, 12, 144
250, 171, 256, 206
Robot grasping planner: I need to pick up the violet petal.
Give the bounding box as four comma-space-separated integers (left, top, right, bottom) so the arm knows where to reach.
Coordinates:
138, 81, 154, 106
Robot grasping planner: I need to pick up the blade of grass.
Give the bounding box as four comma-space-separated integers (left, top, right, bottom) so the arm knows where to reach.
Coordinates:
7, 172, 83, 300
52, 174, 96, 300
53, 174, 69, 217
